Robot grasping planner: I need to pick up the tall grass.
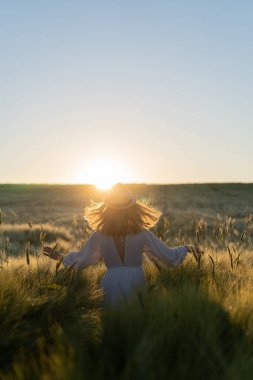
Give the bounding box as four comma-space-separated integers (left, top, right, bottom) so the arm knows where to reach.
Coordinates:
1, 245, 253, 378
1, 185, 253, 379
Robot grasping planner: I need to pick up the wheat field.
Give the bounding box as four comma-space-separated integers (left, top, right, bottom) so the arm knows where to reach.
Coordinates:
0, 183, 253, 379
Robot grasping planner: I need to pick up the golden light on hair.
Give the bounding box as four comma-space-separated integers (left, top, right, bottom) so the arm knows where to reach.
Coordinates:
84, 200, 161, 235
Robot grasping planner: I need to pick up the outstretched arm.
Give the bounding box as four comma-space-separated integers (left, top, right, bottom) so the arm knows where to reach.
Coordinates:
142, 230, 197, 267
43, 232, 101, 270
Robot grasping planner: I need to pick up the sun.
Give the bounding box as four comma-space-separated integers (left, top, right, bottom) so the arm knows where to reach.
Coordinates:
76, 158, 133, 191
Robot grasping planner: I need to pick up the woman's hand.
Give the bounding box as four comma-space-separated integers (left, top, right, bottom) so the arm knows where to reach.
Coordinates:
43, 246, 63, 260
185, 245, 204, 262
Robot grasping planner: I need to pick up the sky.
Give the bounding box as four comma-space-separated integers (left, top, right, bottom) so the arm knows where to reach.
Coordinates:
1, 0, 253, 185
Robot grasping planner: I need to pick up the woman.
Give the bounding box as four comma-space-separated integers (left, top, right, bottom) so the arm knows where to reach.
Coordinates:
43, 183, 203, 304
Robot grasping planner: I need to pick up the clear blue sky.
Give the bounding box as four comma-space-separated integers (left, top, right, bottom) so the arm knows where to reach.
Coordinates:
1, 1, 253, 184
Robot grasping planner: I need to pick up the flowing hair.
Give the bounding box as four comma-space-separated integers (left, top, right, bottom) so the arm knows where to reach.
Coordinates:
84, 201, 161, 235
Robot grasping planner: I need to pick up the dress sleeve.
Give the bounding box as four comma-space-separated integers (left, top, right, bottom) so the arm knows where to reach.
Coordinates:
62, 232, 101, 270
142, 230, 188, 267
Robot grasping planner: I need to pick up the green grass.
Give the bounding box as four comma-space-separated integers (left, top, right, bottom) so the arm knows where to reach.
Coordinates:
1, 251, 253, 379
0, 184, 253, 379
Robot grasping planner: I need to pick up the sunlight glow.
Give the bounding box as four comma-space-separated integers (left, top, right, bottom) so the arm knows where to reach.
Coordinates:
76, 158, 133, 190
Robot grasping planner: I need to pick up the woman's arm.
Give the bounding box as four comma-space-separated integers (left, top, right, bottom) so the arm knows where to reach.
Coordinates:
43, 232, 102, 270
142, 230, 203, 267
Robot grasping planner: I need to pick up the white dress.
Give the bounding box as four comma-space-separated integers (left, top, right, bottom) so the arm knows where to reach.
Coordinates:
62, 230, 188, 304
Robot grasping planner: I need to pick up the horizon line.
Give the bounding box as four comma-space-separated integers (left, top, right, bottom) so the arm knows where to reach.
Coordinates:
0, 181, 253, 186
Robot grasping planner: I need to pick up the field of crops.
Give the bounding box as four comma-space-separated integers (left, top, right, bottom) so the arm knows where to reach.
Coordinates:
1, 183, 253, 379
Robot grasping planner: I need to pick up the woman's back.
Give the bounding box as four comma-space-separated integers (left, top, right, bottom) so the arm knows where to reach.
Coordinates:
61, 230, 189, 304
97, 231, 144, 268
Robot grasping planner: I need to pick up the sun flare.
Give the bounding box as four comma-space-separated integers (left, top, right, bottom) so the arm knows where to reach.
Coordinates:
76, 158, 133, 191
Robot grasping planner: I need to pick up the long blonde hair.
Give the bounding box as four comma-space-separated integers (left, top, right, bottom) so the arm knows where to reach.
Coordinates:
84, 201, 161, 235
